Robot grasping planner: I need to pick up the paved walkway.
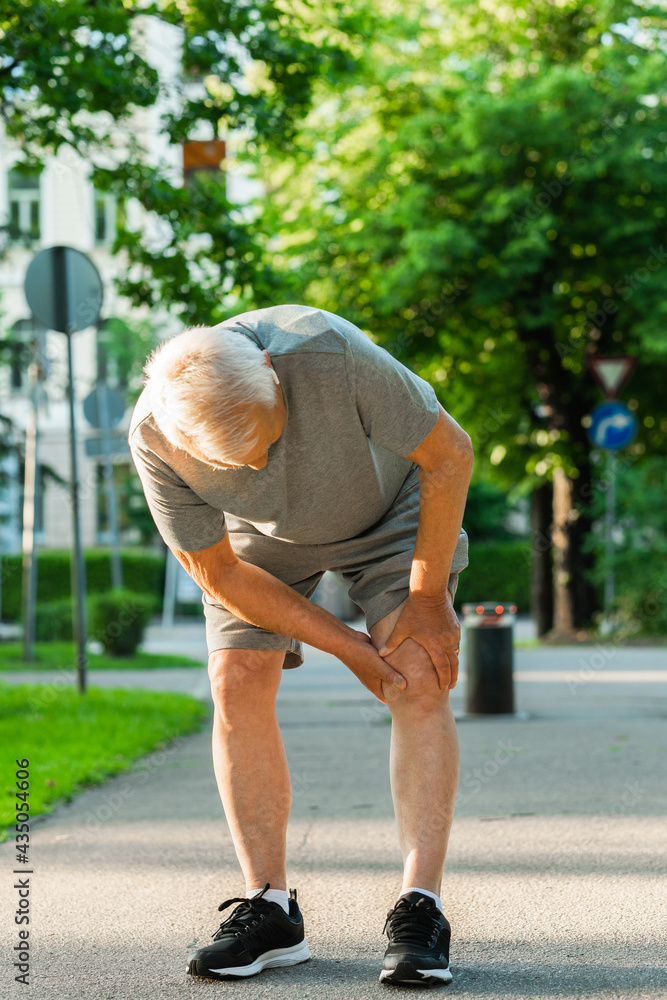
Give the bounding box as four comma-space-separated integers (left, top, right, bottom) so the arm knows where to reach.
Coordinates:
2, 617, 666, 999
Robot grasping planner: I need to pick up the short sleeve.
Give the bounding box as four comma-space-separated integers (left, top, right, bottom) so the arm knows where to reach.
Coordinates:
129, 438, 227, 553
343, 325, 440, 458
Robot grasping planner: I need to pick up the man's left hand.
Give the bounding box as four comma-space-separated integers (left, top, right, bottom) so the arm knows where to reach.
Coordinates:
377, 591, 461, 690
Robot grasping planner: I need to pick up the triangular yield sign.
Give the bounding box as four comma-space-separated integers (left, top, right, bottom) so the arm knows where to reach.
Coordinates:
588, 356, 635, 399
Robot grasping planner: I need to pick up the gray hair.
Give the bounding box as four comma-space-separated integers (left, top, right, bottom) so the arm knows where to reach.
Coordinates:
143, 324, 279, 462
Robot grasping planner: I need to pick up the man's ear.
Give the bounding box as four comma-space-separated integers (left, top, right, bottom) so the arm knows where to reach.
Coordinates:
263, 349, 280, 385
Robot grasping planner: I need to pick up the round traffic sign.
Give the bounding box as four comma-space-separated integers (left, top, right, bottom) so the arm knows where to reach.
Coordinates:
587, 401, 638, 451
83, 385, 126, 429
24, 246, 103, 334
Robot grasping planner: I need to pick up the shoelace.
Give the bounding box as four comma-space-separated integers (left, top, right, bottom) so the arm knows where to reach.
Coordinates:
212, 882, 277, 941
383, 897, 440, 947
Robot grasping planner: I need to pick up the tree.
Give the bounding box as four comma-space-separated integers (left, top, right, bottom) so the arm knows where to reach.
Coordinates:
0, 1, 158, 162
462, 480, 520, 542
1, 0, 365, 316
251, 0, 667, 634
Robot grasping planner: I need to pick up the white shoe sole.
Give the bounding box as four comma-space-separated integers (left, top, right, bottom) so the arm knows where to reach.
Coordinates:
202, 941, 311, 978
380, 964, 452, 985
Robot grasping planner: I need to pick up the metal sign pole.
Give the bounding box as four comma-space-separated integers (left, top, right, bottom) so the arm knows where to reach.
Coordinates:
603, 451, 617, 627
66, 333, 88, 694
53, 246, 88, 695
21, 371, 39, 662
99, 386, 123, 590
24, 244, 104, 695
161, 548, 178, 629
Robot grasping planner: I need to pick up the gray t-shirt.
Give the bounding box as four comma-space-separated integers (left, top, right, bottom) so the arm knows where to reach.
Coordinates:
129, 304, 441, 552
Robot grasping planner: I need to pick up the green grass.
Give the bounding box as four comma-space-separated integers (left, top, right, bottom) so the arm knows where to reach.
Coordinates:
0, 682, 209, 836
0, 642, 203, 671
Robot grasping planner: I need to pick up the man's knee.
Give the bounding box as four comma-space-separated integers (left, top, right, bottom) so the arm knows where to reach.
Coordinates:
207, 647, 284, 707
379, 637, 448, 711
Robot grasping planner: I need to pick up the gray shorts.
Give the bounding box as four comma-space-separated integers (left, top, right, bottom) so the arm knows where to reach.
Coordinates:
203, 465, 469, 668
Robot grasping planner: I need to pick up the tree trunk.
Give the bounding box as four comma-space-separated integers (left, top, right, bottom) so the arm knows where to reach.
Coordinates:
569, 457, 598, 627
551, 467, 577, 637
517, 318, 600, 632
530, 482, 553, 636
546, 464, 599, 638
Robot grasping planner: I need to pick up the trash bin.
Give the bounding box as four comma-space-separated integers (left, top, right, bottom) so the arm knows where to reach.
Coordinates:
462, 602, 517, 715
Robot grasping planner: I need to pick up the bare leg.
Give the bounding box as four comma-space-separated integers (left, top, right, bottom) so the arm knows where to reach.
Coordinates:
370, 599, 459, 897
208, 648, 289, 891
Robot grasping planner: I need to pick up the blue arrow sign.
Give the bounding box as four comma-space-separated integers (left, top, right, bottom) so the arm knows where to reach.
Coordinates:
587, 401, 638, 451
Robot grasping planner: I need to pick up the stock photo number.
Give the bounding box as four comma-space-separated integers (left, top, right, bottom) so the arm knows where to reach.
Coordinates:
13, 758, 31, 986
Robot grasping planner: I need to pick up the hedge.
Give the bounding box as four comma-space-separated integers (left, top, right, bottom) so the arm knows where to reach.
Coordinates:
34, 598, 76, 641
1, 539, 531, 622
88, 589, 159, 656
0, 549, 166, 623
454, 539, 531, 613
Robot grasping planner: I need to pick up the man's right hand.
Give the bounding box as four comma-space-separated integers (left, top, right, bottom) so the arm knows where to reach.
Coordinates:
341, 630, 407, 703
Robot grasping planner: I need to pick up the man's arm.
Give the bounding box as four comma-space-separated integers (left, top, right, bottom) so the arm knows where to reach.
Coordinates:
129, 421, 403, 700
173, 534, 407, 701
407, 403, 473, 598
376, 403, 473, 689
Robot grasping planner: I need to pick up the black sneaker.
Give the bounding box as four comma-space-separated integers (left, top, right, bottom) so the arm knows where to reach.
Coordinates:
186, 883, 311, 980
379, 891, 452, 986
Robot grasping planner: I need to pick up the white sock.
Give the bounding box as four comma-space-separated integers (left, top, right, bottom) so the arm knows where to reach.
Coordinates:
246, 886, 290, 914
401, 886, 443, 913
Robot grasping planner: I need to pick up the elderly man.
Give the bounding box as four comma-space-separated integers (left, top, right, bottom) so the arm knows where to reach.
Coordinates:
129, 303, 472, 986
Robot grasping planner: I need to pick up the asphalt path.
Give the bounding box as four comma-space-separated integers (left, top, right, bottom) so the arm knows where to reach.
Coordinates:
1, 617, 665, 999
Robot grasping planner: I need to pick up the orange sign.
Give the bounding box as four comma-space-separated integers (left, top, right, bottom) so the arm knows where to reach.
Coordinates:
183, 140, 226, 172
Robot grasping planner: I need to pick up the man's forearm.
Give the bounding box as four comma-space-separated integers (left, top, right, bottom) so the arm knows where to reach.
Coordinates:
184, 554, 358, 660
410, 459, 473, 599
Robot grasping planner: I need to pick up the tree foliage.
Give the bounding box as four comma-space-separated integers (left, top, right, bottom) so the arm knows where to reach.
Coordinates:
256, 0, 667, 475
0, 0, 158, 160
1, 0, 367, 320
250, 0, 667, 627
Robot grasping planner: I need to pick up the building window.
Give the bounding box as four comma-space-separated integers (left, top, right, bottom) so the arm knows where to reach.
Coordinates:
93, 191, 116, 245
8, 170, 41, 242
